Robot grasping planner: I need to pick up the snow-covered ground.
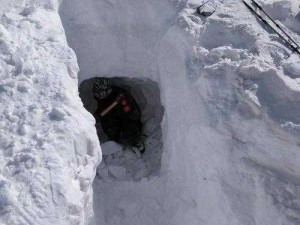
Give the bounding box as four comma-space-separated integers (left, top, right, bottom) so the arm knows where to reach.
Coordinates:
1, 0, 300, 224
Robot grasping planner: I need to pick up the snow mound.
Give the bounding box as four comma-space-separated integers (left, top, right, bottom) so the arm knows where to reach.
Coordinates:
0, 1, 100, 224
283, 60, 300, 78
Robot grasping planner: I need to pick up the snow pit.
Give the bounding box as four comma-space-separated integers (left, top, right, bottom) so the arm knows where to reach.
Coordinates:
79, 77, 164, 180
57, 0, 300, 224
1, 0, 300, 224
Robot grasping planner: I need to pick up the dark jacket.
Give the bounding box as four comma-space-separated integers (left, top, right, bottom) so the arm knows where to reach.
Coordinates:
94, 86, 142, 146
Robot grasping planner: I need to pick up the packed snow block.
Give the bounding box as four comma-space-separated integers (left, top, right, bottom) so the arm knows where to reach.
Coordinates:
237, 92, 261, 119
101, 141, 123, 156
238, 64, 275, 80
263, 0, 291, 21
282, 61, 300, 78
200, 19, 256, 50
256, 69, 300, 123
208, 46, 243, 62
108, 165, 127, 180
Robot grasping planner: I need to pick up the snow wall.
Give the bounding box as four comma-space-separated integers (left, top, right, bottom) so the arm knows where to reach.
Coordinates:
1, 0, 300, 225
0, 1, 100, 224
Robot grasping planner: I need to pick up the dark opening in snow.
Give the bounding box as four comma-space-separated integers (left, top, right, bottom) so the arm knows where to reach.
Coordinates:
79, 77, 164, 180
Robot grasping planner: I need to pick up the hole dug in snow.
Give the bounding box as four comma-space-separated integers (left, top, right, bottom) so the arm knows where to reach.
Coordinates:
79, 77, 164, 181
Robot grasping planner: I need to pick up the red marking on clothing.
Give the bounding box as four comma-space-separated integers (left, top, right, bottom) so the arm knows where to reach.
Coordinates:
123, 106, 131, 113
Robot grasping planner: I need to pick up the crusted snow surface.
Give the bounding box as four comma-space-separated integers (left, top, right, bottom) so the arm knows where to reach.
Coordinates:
0, 1, 100, 225
1, 0, 300, 225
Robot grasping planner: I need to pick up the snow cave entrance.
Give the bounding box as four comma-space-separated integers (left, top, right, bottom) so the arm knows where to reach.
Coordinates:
79, 77, 164, 180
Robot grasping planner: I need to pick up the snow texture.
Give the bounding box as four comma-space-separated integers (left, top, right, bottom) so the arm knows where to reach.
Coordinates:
60, 0, 300, 224
0, 1, 100, 225
1, 0, 300, 225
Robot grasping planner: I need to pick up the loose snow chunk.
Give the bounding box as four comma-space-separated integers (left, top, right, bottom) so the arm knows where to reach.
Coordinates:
49, 107, 66, 121
107, 166, 127, 180
209, 46, 242, 61
17, 124, 28, 136
237, 90, 261, 118
101, 141, 123, 156
245, 90, 261, 107
282, 61, 300, 78
239, 65, 275, 79
264, 0, 291, 21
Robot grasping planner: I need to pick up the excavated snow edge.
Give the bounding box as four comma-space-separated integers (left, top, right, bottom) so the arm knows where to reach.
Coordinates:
0, 1, 100, 225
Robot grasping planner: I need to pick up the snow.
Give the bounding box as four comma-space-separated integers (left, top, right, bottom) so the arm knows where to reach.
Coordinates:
0, 1, 100, 224
1, 0, 300, 225
100, 142, 123, 156
283, 59, 300, 78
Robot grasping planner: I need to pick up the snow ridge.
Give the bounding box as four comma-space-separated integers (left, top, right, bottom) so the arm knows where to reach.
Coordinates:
0, 1, 100, 224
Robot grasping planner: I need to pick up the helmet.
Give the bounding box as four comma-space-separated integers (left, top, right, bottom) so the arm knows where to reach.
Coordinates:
93, 78, 112, 99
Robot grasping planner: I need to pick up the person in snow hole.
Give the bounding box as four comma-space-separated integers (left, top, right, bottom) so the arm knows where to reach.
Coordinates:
92, 78, 145, 154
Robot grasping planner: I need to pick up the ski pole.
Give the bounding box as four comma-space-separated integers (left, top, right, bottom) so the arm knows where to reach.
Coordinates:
251, 0, 300, 51
243, 0, 300, 55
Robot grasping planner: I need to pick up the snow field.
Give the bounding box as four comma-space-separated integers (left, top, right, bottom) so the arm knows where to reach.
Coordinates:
0, 0, 299, 224
59, 0, 300, 224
